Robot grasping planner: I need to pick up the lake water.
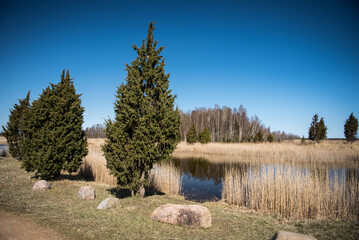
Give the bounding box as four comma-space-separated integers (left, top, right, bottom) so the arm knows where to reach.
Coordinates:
162, 157, 359, 202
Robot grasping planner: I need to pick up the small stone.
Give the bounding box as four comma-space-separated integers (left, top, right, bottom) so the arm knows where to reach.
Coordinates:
77, 186, 96, 199
32, 180, 50, 191
273, 231, 317, 240
97, 197, 120, 210
151, 204, 212, 228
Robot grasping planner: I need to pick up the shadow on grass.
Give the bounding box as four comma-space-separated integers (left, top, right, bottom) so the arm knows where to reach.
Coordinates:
108, 187, 165, 199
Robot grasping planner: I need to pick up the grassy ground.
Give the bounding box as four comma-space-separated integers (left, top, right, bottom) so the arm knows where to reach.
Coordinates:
1, 157, 358, 239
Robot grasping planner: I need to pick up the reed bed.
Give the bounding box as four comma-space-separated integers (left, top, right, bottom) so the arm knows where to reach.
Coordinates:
79, 138, 117, 185
0, 136, 7, 145
173, 141, 359, 165
222, 164, 359, 219
149, 161, 182, 195
80, 138, 182, 194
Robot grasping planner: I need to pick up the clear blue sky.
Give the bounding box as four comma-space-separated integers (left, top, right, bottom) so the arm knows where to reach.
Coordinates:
1, 0, 358, 138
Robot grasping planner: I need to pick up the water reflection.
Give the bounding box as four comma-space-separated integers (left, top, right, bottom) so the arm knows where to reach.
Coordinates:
162, 157, 359, 203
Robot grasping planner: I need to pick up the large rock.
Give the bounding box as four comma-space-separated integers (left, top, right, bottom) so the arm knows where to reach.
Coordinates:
97, 197, 120, 210
77, 186, 96, 199
151, 204, 211, 228
273, 231, 317, 240
32, 180, 50, 191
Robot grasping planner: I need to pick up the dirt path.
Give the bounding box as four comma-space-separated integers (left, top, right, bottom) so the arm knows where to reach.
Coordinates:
0, 209, 64, 240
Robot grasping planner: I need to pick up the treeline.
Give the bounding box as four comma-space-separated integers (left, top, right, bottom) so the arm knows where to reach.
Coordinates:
85, 105, 299, 142
85, 124, 106, 138
180, 105, 298, 143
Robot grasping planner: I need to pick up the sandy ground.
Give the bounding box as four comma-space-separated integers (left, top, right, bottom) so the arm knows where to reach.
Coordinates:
0, 209, 64, 240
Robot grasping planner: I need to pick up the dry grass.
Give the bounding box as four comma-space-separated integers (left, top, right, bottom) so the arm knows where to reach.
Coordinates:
222, 164, 359, 219
0, 136, 7, 145
173, 141, 359, 166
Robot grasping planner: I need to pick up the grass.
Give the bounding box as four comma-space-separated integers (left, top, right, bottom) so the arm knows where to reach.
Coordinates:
1, 157, 359, 239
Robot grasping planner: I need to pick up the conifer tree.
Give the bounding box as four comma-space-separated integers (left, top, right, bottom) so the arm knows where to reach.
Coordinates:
22, 70, 87, 179
253, 131, 264, 143
2, 91, 31, 160
186, 124, 198, 144
344, 113, 358, 143
267, 134, 274, 143
199, 127, 211, 144
308, 114, 327, 142
103, 23, 181, 197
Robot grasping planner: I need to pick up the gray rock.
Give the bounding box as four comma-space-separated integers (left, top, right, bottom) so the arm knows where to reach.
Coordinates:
77, 186, 96, 199
32, 180, 50, 191
272, 231, 317, 240
97, 197, 120, 210
151, 204, 212, 228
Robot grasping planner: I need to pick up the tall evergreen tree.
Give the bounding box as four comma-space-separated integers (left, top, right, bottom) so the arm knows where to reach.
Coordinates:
344, 113, 358, 143
103, 23, 181, 198
199, 127, 211, 144
22, 70, 87, 179
2, 91, 31, 160
186, 124, 198, 144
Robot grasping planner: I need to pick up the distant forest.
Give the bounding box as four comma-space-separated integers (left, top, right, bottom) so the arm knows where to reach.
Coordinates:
85, 105, 298, 142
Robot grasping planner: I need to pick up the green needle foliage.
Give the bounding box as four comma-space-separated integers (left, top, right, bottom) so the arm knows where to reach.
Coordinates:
253, 131, 264, 143
103, 22, 181, 198
2, 91, 31, 160
344, 113, 358, 143
199, 127, 211, 144
22, 70, 87, 179
308, 114, 327, 142
186, 124, 198, 144
267, 134, 274, 143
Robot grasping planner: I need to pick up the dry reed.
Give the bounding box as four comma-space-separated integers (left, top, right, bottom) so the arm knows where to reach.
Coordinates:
80, 138, 182, 194
149, 161, 182, 195
222, 164, 359, 219
0, 136, 7, 145
79, 138, 117, 185
173, 141, 359, 166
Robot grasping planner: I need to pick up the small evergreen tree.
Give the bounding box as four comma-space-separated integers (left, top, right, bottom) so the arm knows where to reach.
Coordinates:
267, 134, 274, 143
22, 70, 87, 179
308, 114, 327, 142
253, 131, 264, 143
103, 23, 181, 198
199, 127, 211, 144
301, 136, 306, 145
308, 114, 318, 141
344, 113, 358, 143
2, 91, 31, 160
186, 124, 198, 144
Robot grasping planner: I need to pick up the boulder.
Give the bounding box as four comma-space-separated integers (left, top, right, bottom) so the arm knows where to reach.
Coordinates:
32, 180, 50, 191
77, 186, 96, 199
272, 231, 317, 240
151, 204, 211, 228
97, 197, 120, 210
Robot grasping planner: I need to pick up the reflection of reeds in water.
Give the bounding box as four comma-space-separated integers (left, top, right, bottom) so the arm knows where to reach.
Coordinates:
222, 164, 359, 219
149, 161, 182, 195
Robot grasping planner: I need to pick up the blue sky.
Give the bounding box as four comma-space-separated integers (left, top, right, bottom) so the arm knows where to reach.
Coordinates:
1, 0, 358, 138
